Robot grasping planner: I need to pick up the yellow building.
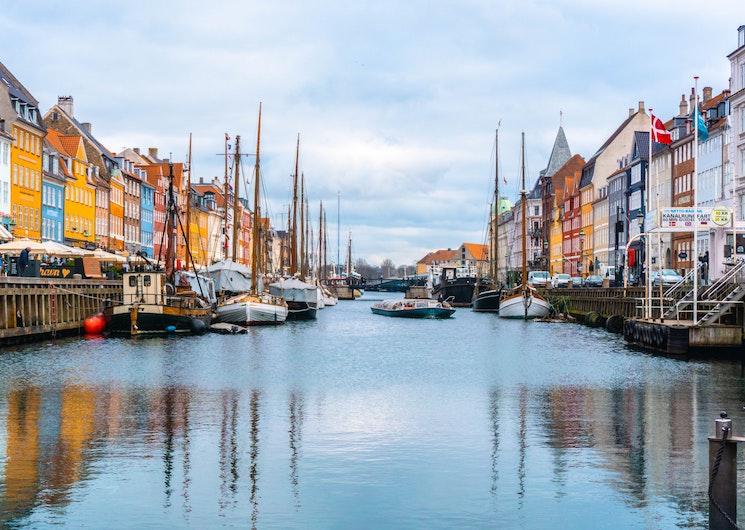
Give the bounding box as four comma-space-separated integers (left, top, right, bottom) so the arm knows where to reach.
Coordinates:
48, 130, 96, 246
549, 206, 563, 275
580, 185, 594, 273
10, 119, 43, 240
0, 63, 44, 240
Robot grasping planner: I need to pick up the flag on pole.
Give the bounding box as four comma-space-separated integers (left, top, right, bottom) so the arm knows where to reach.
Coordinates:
694, 104, 709, 142
650, 114, 672, 145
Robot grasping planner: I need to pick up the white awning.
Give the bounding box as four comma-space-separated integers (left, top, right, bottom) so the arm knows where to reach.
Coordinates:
0, 225, 12, 241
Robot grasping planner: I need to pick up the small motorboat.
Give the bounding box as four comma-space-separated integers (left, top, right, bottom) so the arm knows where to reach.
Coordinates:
371, 299, 455, 319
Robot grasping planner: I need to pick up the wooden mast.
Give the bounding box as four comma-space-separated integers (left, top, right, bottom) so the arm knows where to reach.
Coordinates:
305, 196, 310, 278
251, 103, 262, 293
231, 135, 241, 262
223, 133, 230, 260
520, 131, 527, 292
318, 201, 323, 281
493, 127, 500, 283
186, 132, 192, 262
300, 173, 306, 278
290, 135, 299, 274
165, 162, 177, 282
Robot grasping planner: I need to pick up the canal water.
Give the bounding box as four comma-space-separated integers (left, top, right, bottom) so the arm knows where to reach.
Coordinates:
1, 294, 744, 529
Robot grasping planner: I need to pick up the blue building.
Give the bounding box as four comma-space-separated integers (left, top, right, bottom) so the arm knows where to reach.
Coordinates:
41, 139, 66, 242
140, 181, 154, 257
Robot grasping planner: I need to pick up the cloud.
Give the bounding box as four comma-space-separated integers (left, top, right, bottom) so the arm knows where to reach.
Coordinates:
1, 0, 740, 265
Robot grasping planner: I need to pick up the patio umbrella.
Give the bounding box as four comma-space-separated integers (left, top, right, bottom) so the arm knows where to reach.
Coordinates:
92, 249, 127, 263
0, 238, 47, 255
40, 241, 83, 257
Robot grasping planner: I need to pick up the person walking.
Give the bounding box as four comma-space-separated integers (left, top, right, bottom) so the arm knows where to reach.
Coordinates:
18, 247, 30, 276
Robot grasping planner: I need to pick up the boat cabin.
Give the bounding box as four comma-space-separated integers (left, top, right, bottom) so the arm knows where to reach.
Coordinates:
123, 271, 167, 305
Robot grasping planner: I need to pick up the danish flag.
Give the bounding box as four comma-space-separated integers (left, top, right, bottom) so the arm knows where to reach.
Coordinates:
650, 114, 672, 145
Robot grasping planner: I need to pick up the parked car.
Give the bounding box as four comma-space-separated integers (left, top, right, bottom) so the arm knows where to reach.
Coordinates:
570, 276, 583, 287
652, 268, 684, 286
584, 275, 603, 287
551, 273, 571, 288
527, 270, 549, 288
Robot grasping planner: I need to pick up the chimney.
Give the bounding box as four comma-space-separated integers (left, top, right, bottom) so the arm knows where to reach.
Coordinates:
57, 96, 74, 116
81, 122, 92, 135
723, 88, 731, 98
148, 147, 158, 159
628, 108, 634, 117
679, 94, 688, 116
638, 100, 645, 112
133, 147, 140, 155
703, 86, 712, 102
199, 177, 204, 184
689, 87, 695, 114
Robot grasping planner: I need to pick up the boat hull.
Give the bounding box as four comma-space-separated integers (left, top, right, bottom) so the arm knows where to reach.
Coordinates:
472, 289, 501, 312
433, 277, 476, 307
498, 293, 550, 319
105, 304, 212, 335
215, 300, 288, 326
286, 301, 318, 320
370, 307, 455, 319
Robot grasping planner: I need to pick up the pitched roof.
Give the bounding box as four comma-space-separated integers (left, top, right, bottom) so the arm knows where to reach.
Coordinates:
45, 129, 69, 157
544, 126, 571, 178
632, 131, 650, 161
0, 61, 38, 106
463, 242, 488, 261
49, 104, 117, 165
418, 249, 457, 264
579, 111, 640, 188
60, 135, 83, 159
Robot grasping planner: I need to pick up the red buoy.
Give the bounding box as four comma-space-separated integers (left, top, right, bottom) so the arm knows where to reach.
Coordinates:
83, 313, 107, 335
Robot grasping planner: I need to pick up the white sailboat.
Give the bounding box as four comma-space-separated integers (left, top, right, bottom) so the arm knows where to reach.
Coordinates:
214, 104, 288, 326
499, 132, 550, 319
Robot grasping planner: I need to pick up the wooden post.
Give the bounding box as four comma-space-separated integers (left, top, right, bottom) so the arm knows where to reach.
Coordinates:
709, 413, 738, 530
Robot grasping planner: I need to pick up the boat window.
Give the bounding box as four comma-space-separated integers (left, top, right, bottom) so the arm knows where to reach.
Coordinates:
128, 275, 137, 287
143, 275, 152, 287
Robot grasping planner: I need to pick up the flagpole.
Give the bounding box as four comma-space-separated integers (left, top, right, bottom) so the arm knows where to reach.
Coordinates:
693, 76, 699, 323
646, 108, 653, 319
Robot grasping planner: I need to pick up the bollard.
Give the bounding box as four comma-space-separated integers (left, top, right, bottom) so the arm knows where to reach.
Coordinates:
709, 411, 738, 530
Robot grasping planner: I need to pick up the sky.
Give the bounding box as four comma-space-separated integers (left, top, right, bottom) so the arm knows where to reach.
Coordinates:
0, 0, 740, 265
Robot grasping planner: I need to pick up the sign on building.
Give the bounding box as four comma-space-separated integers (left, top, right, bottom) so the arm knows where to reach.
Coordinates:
659, 207, 733, 231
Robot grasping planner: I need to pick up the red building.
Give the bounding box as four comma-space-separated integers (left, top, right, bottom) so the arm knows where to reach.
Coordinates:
561, 157, 585, 275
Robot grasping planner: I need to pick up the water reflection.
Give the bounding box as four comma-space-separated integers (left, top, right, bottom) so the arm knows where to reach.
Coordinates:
288, 391, 304, 510
248, 390, 261, 530
1, 320, 744, 528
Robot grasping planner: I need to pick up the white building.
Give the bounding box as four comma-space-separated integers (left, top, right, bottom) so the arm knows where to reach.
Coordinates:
0, 119, 10, 231
729, 25, 745, 225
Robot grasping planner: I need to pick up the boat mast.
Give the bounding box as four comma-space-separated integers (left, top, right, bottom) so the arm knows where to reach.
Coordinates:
231, 135, 241, 262
300, 173, 306, 278
186, 132, 192, 258
520, 132, 527, 292
346, 231, 352, 277
493, 127, 500, 283
290, 135, 300, 275
318, 201, 323, 281
165, 162, 177, 282
223, 133, 230, 260
251, 104, 262, 293
305, 195, 310, 278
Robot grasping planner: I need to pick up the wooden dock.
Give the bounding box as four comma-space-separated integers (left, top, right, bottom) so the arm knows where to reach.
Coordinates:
0, 277, 122, 344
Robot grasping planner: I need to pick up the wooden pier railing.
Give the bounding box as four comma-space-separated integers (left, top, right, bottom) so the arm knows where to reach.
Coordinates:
0, 277, 122, 343
537, 287, 646, 318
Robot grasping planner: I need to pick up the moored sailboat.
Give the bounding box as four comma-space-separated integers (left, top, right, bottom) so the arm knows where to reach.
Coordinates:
105, 162, 213, 335
499, 132, 550, 319
271, 133, 318, 320
473, 125, 503, 313
214, 104, 288, 326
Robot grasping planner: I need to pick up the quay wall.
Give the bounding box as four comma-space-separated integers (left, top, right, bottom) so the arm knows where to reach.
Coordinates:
537, 287, 645, 319
0, 277, 122, 344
